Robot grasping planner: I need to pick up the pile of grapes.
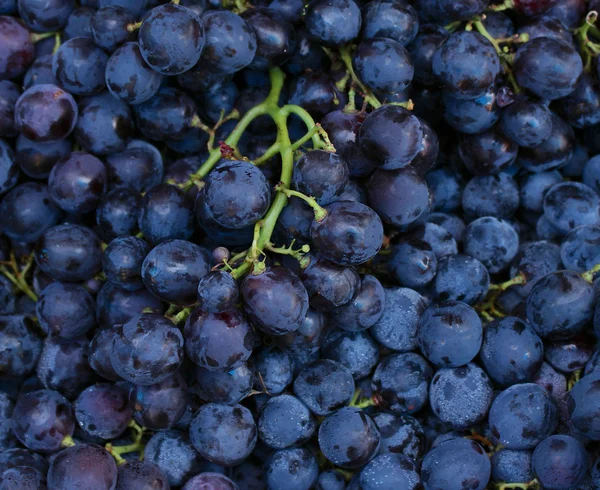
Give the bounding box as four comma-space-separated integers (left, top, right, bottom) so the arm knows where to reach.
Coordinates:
4, 0, 600, 488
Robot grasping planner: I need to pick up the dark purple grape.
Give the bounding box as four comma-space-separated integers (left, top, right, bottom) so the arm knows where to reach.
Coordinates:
0, 81, 20, 137
520, 171, 562, 214
464, 216, 519, 274
0, 16, 34, 80
131, 371, 188, 429
96, 189, 141, 240
199, 160, 271, 230
0, 141, 18, 198
48, 443, 117, 490
293, 359, 354, 416
105, 144, 164, 193
432, 31, 500, 100
490, 449, 533, 485
459, 130, 517, 176
200, 10, 256, 74
331, 274, 385, 332
373, 413, 425, 461
567, 371, 600, 439
304, 0, 361, 47
183, 473, 239, 490
310, 200, 383, 266
141, 239, 211, 305
102, 236, 149, 291
288, 72, 339, 119
75, 91, 134, 155
74, 383, 131, 440
254, 347, 293, 395
14, 84, 77, 142
139, 4, 204, 75
190, 403, 257, 466
23, 53, 57, 89
389, 239, 437, 289
53, 37, 109, 95
0, 183, 62, 243
370, 287, 426, 352
354, 38, 413, 94
11, 389, 74, 453
532, 435, 588, 489
196, 363, 252, 405
197, 270, 239, 313
421, 438, 490, 490
110, 313, 184, 385
362, 0, 418, 45
242, 8, 296, 70
359, 453, 421, 490
264, 448, 319, 490
443, 87, 500, 135
514, 37, 583, 100
35, 224, 102, 282
409, 24, 448, 86
543, 182, 600, 234
462, 173, 519, 219
139, 184, 195, 244
292, 150, 349, 206
90, 6, 135, 52
372, 353, 432, 414
0, 315, 43, 378
36, 336, 97, 399
367, 167, 429, 226
184, 308, 254, 371
36, 282, 96, 339
241, 266, 308, 336
106, 42, 164, 105
96, 281, 165, 329
275, 196, 314, 245
89, 328, 119, 381
63, 6, 94, 39
433, 254, 489, 305
18, 0, 74, 32
144, 430, 203, 487
0, 466, 47, 490
318, 407, 380, 468
48, 152, 107, 214
489, 383, 558, 450
437, 0, 488, 20
116, 461, 169, 490
258, 394, 316, 449
501, 96, 552, 148
561, 225, 600, 272
15, 134, 71, 179
359, 105, 423, 170
321, 328, 379, 380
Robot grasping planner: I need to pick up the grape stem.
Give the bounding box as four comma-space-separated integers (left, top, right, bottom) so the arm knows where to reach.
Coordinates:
30, 31, 56, 43
275, 187, 328, 222
493, 479, 540, 490
61, 435, 76, 448
104, 420, 146, 465
265, 241, 311, 267
575, 11, 600, 72
581, 262, 600, 283
338, 45, 383, 109
0, 253, 37, 302
487, 0, 514, 12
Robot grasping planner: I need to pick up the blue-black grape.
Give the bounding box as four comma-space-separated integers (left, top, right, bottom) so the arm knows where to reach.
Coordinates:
96, 281, 165, 329
0, 16, 34, 80
459, 130, 518, 176
359, 453, 421, 490
96, 189, 141, 240
389, 238, 437, 289
490, 448, 534, 485
501, 96, 553, 147
183, 473, 239, 490
0, 466, 46, 490
115, 461, 170, 490
567, 371, 600, 439
53, 37, 109, 95
105, 142, 164, 193
47, 443, 117, 490
433, 254, 489, 305
196, 363, 252, 405
264, 447, 319, 490
532, 435, 588, 489
0, 80, 20, 137
254, 347, 293, 395
543, 181, 600, 234
110, 313, 184, 385
462, 173, 519, 219
0, 141, 19, 196
560, 225, 600, 272
0, 315, 42, 378
258, 394, 316, 449
131, 371, 188, 429
463, 216, 519, 273
304, 0, 361, 47
362, 0, 418, 45
373, 412, 425, 461
321, 328, 379, 380
292, 150, 349, 206
74, 383, 131, 440
90, 6, 134, 52
443, 87, 500, 135
102, 236, 149, 291
189, 402, 257, 466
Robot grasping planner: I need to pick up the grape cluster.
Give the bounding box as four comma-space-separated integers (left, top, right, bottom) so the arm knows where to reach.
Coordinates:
2, 0, 600, 489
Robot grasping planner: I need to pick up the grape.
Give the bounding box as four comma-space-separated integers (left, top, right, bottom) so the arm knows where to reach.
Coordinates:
367, 167, 429, 226
418, 301, 482, 368
90, 6, 134, 52
489, 383, 558, 450
433, 254, 489, 305
374, 414, 425, 462
545, 337, 592, 374
443, 87, 500, 135
131, 371, 188, 429
409, 24, 449, 86
459, 130, 518, 176
0, 81, 20, 137
96, 281, 165, 328
532, 435, 588, 489
96, 189, 141, 240
105, 145, 163, 193
200, 11, 256, 74
514, 37, 583, 100
53, 37, 109, 96
316, 471, 346, 490
139, 4, 204, 75
115, 461, 169, 490
526, 270, 594, 339
141, 239, 211, 305
0, 16, 34, 79
37, 336, 97, 399
110, 313, 184, 385
196, 363, 252, 405
254, 347, 293, 395
360, 453, 421, 490
74, 383, 131, 440
197, 270, 239, 313
11, 389, 74, 453
421, 438, 490, 490
184, 308, 254, 371
243, 8, 296, 70
321, 328, 379, 380
144, 430, 203, 487
89, 328, 119, 381
63, 6, 94, 39
371, 353, 432, 414
48, 443, 117, 490
331, 274, 385, 332
432, 31, 500, 101
264, 447, 319, 490
183, 473, 239, 490
353, 38, 414, 94
464, 217, 519, 273
292, 150, 348, 206
288, 72, 340, 119
319, 407, 380, 468
0, 448, 48, 475
241, 266, 308, 335
105, 42, 163, 105
189, 403, 257, 466
258, 394, 316, 449
36, 282, 96, 339
462, 173, 519, 219
567, 371, 600, 439
0, 466, 47, 490
304, 0, 361, 47
389, 239, 437, 289
310, 200, 384, 266
362, 0, 418, 46
0, 141, 18, 197
0, 315, 43, 378
102, 236, 149, 291
429, 363, 494, 429
490, 449, 533, 485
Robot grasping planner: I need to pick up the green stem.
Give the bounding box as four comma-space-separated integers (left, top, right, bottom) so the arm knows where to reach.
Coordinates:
444, 21, 462, 32
581, 262, 600, 283
338, 46, 382, 109
62, 435, 76, 448
172, 307, 192, 324
30, 32, 56, 43
52, 33, 61, 54
487, 0, 514, 11
0, 254, 37, 302
489, 272, 527, 292
277, 188, 328, 221
280, 105, 324, 148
